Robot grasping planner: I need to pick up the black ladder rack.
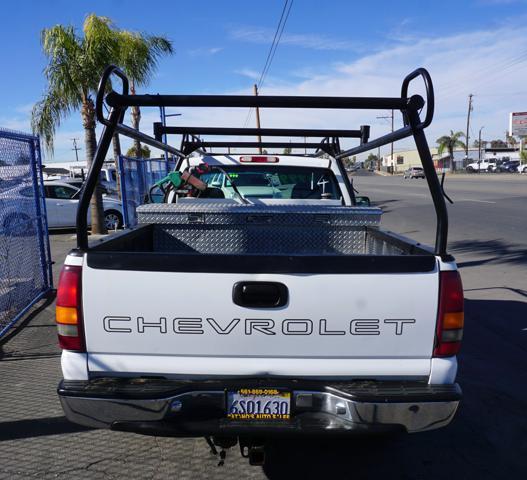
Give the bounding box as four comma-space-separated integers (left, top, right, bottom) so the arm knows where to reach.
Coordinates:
77, 65, 448, 260
152, 124, 371, 157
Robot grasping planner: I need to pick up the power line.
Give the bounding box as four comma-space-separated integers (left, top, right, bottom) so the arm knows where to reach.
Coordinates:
441, 49, 527, 93
257, 0, 289, 88
259, 0, 293, 89
243, 0, 293, 128
441, 50, 527, 101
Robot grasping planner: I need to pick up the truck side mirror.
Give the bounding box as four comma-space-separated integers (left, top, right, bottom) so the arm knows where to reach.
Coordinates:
355, 195, 371, 207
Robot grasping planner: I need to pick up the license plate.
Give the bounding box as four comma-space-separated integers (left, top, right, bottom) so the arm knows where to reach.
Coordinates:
226, 388, 291, 420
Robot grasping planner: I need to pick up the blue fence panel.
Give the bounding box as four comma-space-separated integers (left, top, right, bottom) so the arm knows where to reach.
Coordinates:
118, 156, 176, 227
0, 128, 53, 338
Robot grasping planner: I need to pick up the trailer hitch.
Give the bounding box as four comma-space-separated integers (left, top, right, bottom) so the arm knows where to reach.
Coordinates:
239, 437, 266, 466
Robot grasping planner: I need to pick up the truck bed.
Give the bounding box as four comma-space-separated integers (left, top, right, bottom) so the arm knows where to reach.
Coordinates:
89, 201, 433, 264
78, 200, 441, 378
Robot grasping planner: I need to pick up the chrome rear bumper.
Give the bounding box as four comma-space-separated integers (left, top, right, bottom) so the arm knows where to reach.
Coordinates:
58, 379, 461, 436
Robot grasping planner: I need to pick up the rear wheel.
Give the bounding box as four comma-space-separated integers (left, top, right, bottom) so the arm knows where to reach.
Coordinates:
103, 210, 123, 230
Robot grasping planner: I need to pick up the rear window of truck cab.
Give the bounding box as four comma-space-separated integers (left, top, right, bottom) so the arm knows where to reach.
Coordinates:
199, 165, 342, 200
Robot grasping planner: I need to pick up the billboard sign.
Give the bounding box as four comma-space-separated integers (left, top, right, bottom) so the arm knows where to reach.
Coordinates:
509, 112, 527, 136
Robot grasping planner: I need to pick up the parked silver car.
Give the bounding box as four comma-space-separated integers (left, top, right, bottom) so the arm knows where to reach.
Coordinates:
403, 166, 425, 179
1, 181, 123, 232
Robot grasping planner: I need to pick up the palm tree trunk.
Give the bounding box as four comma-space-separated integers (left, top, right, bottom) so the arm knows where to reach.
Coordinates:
131, 106, 141, 157
82, 98, 107, 235
112, 133, 122, 200
449, 146, 455, 172
130, 81, 142, 157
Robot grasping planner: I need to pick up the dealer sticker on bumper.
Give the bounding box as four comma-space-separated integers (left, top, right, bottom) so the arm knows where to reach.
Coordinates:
226, 388, 291, 420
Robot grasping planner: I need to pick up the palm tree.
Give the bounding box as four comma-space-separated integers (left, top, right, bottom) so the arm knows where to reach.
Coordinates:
114, 31, 173, 157
506, 134, 517, 147
126, 145, 151, 158
109, 31, 172, 200
32, 14, 118, 234
436, 131, 466, 171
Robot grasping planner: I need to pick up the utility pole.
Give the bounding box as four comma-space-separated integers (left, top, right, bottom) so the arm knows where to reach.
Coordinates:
253, 84, 263, 154
465, 94, 473, 164
478, 126, 484, 162
71, 138, 81, 162
376, 110, 394, 173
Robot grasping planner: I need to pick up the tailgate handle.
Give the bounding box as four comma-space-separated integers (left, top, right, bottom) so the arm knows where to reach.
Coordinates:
233, 282, 288, 308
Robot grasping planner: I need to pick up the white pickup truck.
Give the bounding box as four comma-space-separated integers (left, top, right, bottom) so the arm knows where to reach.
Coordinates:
55, 66, 463, 465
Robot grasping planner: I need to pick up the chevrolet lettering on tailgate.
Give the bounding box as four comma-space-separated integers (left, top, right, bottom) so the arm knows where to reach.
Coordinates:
103, 317, 417, 336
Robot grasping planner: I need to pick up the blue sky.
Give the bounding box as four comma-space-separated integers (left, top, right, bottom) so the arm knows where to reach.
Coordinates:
2, 0, 527, 161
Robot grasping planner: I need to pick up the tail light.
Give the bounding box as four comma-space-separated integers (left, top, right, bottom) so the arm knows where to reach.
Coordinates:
239, 156, 279, 163
56, 265, 85, 352
434, 271, 464, 357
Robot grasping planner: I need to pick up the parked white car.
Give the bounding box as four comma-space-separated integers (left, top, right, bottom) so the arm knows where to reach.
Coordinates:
1, 181, 123, 231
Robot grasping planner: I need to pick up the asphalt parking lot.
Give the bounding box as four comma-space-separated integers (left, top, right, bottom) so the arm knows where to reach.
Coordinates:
0, 172, 526, 479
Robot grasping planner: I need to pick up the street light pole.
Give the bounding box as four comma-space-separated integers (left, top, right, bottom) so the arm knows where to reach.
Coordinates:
376, 110, 394, 174
478, 126, 484, 162
465, 94, 473, 164
71, 138, 81, 162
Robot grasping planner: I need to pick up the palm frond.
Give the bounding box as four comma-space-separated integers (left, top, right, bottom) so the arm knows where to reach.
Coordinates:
115, 30, 174, 87
437, 131, 466, 155
146, 35, 174, 56
33, 14, 173, 155
41, 25, 83, 103
82, 14, 119, 91
454, 139, 466, 150
31, 92, 70, 154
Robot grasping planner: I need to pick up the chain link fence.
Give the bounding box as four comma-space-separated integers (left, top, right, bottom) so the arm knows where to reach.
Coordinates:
0, 128, 53, 338
118, 155, 176, 227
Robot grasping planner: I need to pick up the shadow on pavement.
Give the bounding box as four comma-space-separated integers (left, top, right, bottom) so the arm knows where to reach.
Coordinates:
0, 416, 93, 441
49, 228, 76, 235
263, 297, 527, 479
450, 239, 527, 268
372, 198, 400, 213
464, 286, 527, 299
0, 292, 56, 360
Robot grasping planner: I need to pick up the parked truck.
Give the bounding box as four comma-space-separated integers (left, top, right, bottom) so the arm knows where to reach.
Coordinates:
55, 66, 463, 465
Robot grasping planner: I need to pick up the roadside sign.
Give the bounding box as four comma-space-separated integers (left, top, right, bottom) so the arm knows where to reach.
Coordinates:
509, 112, 527, 136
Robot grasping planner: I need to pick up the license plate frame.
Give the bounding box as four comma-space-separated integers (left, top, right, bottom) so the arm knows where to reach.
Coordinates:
226, 388, 291, 421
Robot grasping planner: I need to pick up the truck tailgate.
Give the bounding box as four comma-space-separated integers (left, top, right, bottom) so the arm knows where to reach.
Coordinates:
82, 262, 439, 378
